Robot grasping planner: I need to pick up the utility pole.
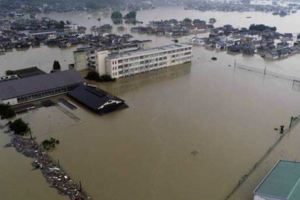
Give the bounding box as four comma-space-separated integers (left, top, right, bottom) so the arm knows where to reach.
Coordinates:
234, 60, 236, 70
264, 65, 267, 76
79, 181, 82, 192
29, 129, 33, 140
289, 116, 294, 129
280, 125, 285, 134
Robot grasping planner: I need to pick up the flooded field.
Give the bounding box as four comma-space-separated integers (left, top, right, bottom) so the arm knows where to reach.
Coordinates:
2, 7, 300, 200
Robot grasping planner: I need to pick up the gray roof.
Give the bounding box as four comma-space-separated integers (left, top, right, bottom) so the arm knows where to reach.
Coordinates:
0, 70, 84, 100
12, 67, 46, 78
68, 85, 124, 111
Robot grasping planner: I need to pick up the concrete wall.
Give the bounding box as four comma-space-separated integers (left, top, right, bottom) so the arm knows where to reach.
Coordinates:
95, 50, 109, 76
74, 51, 88, 71
2, 98, 18, 105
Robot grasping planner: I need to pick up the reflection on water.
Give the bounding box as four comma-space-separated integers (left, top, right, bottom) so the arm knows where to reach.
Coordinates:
100, 63, 192, 96
2, 47, 300, 200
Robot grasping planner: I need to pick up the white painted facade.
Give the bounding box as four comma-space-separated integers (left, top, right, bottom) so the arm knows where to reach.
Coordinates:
105, 44, 192, 79
2, 98, 18, 105
74, 50, 88, 71
95, 50, 110, 76
73, 44, 144, 72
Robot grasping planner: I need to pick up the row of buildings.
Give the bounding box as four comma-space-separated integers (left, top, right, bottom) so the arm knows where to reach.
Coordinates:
131, 18, 214, 37
0, 17, 88, 51
184, 0, 300, 15
0, 14, 149, 53
74, 43, 193, 79
191, 24, 300, 60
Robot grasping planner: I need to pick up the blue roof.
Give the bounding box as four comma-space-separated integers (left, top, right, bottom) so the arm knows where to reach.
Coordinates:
254, 160, 300, 200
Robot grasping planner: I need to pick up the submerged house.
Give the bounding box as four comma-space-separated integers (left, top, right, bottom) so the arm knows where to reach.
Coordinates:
278, 47, 290, 58
215, 40, 227, 50
242, 44, 255, 55
193, 19, 207, 29
265, 49, 279, 60
227, 44, 241, 53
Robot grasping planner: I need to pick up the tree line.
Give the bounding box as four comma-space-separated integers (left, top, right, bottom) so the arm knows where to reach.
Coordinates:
111, 11, 137, 24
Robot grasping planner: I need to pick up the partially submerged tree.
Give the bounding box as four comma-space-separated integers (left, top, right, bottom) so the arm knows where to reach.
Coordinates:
0, 104, 16, 119
41, 137, 60, 151
9, 119, 29, 136
85, 71, 101, 81
85, 71, 115, 82
111, 11, 123, 24
249, 24, 277, 32
183, 18, 192, 26
124, 11, 137, 24
111, 11, 122, 19
52, 60, 61, 71
124, 11, 136, 20
5, 70, 15, 76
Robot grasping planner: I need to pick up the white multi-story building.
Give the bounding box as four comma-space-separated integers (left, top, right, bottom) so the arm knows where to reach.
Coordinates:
105, 44, 192, 79
73, 42, 146, 73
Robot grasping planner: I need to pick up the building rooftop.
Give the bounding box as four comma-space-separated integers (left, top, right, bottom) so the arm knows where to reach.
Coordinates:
68, 85, 127, 115
254, 160, 300, 200
108, 43, 192, 59
11, 66, 46, 78
0, 70, 84, 101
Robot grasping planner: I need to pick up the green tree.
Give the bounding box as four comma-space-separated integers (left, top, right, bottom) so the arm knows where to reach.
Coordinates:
85, 71, 115, 82
41, 137, 60, 151
249, 24, 277, 32
85, 71, 101, 81
5, 70, 15, 76
124, 11, 136, 20
0, 104, 16, 119
111, 11, 123, 24
111, 11, 123, 19
183, 18, 192, 26
9, 119, 29, 136
53, 60, 61, 71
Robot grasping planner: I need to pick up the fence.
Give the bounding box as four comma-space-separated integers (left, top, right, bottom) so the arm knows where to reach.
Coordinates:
223, 62, 300, 199
224, 115, 300, 200
234, 61, 300, 83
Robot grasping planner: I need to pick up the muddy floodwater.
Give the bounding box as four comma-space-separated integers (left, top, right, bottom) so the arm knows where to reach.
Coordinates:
2, 6, 300, 200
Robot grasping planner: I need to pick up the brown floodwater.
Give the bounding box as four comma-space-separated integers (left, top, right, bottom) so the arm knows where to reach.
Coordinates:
2, 7, 300, 200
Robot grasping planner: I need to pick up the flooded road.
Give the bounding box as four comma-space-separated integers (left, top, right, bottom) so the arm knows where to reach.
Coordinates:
2, 7, 300, 200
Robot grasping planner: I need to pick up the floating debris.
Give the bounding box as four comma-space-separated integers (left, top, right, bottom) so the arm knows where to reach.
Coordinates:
191, 150, 199, 156
10, 135, 92, 200
4, 143, 12, 148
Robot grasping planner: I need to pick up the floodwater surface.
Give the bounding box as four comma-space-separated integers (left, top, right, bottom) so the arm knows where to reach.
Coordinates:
2, 7, 300, 200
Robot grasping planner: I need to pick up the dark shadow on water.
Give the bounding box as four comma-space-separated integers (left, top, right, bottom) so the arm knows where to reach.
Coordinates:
99, 63, 192, 96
